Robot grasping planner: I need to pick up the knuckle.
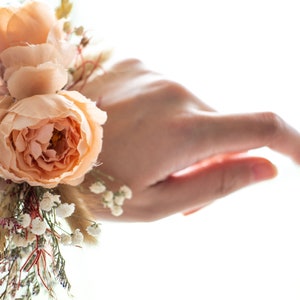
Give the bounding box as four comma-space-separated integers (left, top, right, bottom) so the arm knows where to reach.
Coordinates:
153, 79, 188, 101
258, 111, 285, 142
111, 58, 145, 72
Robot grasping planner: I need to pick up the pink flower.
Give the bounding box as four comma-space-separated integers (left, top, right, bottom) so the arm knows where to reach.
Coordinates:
0, 91, 107, 188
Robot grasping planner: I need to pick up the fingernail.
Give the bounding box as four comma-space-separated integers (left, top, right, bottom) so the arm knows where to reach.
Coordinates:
252, 162, 278, 181
183, 207, 201, 216
183, 204, 209, 216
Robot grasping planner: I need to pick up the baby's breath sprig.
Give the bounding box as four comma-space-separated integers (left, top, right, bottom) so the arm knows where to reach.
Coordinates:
86, 168, 132, 217
0, 182, 97, 299
89, 181, 132, 217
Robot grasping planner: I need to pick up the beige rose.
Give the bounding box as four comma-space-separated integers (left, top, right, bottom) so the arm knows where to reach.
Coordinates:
0, 91, 107, 188
0, 1, 56, 52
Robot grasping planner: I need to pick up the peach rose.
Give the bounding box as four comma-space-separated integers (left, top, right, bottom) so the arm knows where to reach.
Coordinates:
0, 44, 69, 99
0, 1, 76, 100
0, 1, 56, 52
0, 91, 107, 188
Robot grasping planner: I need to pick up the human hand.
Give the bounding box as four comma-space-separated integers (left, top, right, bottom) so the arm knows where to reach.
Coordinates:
71, 59, 300, 221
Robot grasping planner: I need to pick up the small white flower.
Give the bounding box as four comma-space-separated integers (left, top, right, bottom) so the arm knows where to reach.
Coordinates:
89, 181, 106, 194
18, 213, 31, 228
102, 190, 114, 209
60, 233, 72, 245
55, 203, 75, 218
111, 205, 123, 217
105, 200, 114, 209
102, 190, 113, 202
114, 195, 125, 206
40, 192, 61, 212
72, 229, 84, 246
86, 223, 101, 237
31, 218, 47, 235
119, 185, 132, 199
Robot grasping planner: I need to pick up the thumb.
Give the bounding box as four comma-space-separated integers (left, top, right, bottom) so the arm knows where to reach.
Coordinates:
151, 156, 278, 218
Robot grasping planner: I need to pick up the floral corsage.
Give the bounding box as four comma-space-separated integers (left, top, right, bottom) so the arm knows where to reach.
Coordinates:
0, 1, 131, 299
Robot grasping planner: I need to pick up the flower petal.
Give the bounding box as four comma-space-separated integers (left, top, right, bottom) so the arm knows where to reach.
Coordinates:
0, 44, 64, 71
7, 63, 68, 99
6, 1, 55, 47
0, 7, 14, 52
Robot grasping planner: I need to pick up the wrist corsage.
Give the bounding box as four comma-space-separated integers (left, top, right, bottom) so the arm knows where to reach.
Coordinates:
0, 1, 131, 299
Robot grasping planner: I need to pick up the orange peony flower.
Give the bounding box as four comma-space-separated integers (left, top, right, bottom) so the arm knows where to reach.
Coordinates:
0, 91, 107, 188
0, 1, 56, 52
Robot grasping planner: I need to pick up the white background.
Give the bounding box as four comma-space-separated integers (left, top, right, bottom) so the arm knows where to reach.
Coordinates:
52, 0, 300, 299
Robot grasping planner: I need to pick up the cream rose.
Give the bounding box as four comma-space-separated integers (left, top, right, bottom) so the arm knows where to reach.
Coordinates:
0, 91, 107, 188
0, 1, 56, 52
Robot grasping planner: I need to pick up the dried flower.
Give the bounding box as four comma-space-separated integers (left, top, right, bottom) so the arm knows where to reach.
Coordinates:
0, 1, 132, 299
102, 190, 114, 203
114, 195, 125, 206
56, 0, 73, 19
55, 203, 75, 218
74, 26, 84, 36
18, 213, 31, 228
31, 218, 47, 235
40, 191, 61, 212
71, 229, 84, 246
86, 223, 101, 237
89, 181, 106, 194
60, 233, 72, 245
111, 205, 123, 217
119, 185, 132, 199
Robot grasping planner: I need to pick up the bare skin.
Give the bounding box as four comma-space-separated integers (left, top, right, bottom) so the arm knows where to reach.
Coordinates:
73, 59, 300, 222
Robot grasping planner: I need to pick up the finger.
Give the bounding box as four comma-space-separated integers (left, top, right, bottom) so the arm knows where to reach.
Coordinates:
180, 153, 247, 216
145, 156, 277, 220
190, 112, 300, 164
